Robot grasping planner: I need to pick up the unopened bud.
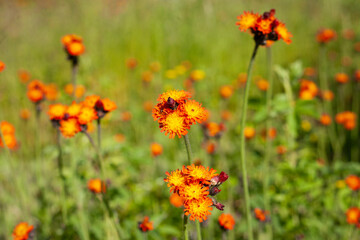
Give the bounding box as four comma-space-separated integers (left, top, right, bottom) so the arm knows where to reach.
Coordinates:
214, 202, 225, 211
218, 171, 229, 183
209, 186, 221, 196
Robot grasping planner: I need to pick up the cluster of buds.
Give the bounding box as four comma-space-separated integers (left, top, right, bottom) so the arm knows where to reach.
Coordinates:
27, 80, 59, 108
164, 165, 228, 222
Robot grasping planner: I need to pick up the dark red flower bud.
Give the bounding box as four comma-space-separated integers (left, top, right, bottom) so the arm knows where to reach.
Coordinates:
214, 202, 225, 211
270, 9, 276, 16
164, 97, 176, 110
210, 186, 221, 196
219, 171, 229, 183
95, 100, 104, 111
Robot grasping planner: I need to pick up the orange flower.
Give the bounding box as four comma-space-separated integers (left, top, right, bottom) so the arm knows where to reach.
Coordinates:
256, 79, 269, 91
27, 80, 46, 103
183, 164, 218, 184
62, 34, 82, 46
59, 118, 80, 138
320, 114, 331, 126
179, 182, 209, 202
190, 70, 205, 81
299, 79, 318, 100
65, 84, 86, 98
126, 58, 137, 70
354, 70, 360, 82
142, 71, 153, 83
157, 90, 191, 105
261, 127, 277, 140
205, 122, 225, 138
336, 111, 356, 130
0, 133, 18, 150
303, 67, 316, 77
244, 126, 255, 140
78, 107, 98, 125
20, 109, 31, 120
121, 111, 132, 122
205, 141, 216, 155
114, 133, 125, 143
316, 29, 336, 44
138, 216, 153, 232
277, 145, 287, 155
237, 9, 292, 45
88, 178, 106, 193
254, 208, 269, 222
181, 100, 208, 125
345, 175, 360, 191
184, 197, 213, 222
62, 34, 85, 56
164, 169, 187, 193
143, 101, 153, 112
12, 222, 34, 240
335, 73, 349, 84
150, 142, 163, 157
0, 61, 5, 72
18, 70, 31, 83
1, 121, 15, 135
221, 110, 232, 121
149, 61, 161, 72
220, 85, 234, 99
66, 101, 82, 118
321, 90, 334, 101
83, 95, 101, 108
48, 104, 67, 121
170, 193, 184, 208
44, 84, 59, 101
218, 213, 235, 230
98, 98, 117, 112
346, 207, 360, 224
159, 111, 189, 138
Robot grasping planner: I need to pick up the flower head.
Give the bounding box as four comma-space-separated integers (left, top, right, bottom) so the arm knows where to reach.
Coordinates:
12, 222, 34, 240
336, 111, 356, 130
159, 111, 189, 138
316, 29, 336, 44
60, 118, 80, 138
164, 169, 187, 193
220, 85, 234, 99
138, 216, 153, 232
244, 126, 256, 139
345, 175, 360, 191
78, 107, 98, 125
254, 208, 269, 222
218, 213, 235, 230
150, 142, 163, 157
62, 34, 85, 57
170, 193, 184, 208
0, 61, 5, 72
299, 79, 318, 100
184, 197, 213, 222
335, 73, 349, 84
346, 207, 360, 224
48, 104, 67, 121
320, 114, 331, 126
88, 178, 106, 193
180, 100, 208, 125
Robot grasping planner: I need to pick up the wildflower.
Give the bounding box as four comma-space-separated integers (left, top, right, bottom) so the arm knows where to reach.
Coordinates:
150, 142, 163, 157
65, 84, 86, 99
0, 121, 18, 150
143, 101, 153, 112
164, 169, 187, 193
190, 70, 205, 81
94, 98, 117, 118
83, 95, 100, 108
345, 175, 360, 191
170, 193, 184, 208
335, 73, 349, 84
1, 121, 15, 135
220, 85, 234, 99
114, 133, 125, 143
254, 208, 269, 222
204, 141, 216, 155
303, 67, 316, 77
66, 101, 82, 118
184, 197, 213, 222
346, 207, 360, 224
256, 79, 269, 91
321, 90, 334, 101
319, 114, 331, 126
138, 216, 153, 232
218, 213, 235, 230
62, 34, 85, 57
336, 111, 356, 130
299, 79, 318, 100
27, 80, 46, 103
18, 70, 31, 83
277, 145, 287, 155
142, 71, 153, 83
59, 118, 80, 138
126, 58, 137, 69
236, 9, 292, 45
149, 61, 161, 72
244, 126, 255, 139
121, 111, 132, 122
316, 29, 336, 44
261, 127, 276, 140
78, 107, 98, 125
48, 104, 67, 127
88, 178, 106, 193
181, 100, 208, 125
20, 109, 31, 120
0, 61, 5, 72
203, 122, 225, 138
354, 70, 360, 82
44, 84, 59, 101
221, 110, 232, 121
12, 222, 34, 240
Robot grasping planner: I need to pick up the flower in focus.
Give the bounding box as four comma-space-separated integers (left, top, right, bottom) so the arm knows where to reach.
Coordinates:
345, 175, 360, 191
12, 222, 34, 240
254, 208, 269, 222
335, 73, 349, 84
299, 79, 318, 100
244, 126, 256, 140
218, 213, 235, 230
316, 29, 336, 44
256, 78, 269, 91
138, 216, 153, 232
346, 207, 360, 225
236, 9, 292, 45
336, 111, 356, 130
319, 114, 331, 126
0, 61, 5, 72
88, 178, 106, 193
150, 142, 163, 157
220, 85, 234, 99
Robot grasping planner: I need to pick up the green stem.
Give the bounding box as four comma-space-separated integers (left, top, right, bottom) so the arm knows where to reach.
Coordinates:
72, 64, 78, 101
183, 134, 193, 165
56, 128, 68, 224
183, 215, 189, 240
263, 47, 273, 239
239, 43, 259, 240
97, 118, 101, 150
196, 220, 202, 240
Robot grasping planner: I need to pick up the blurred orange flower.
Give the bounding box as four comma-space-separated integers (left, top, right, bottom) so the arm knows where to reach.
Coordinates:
346, 207, 360, 224
143, 101, 153, 112
321, 90, 334, 101
299, 79, 318, 100
256, 79, 269, 91
244, 126, 255, 140
335, 111, 356, 130
204, 141, 216, 155
150, 142, 163, 157
345, 175, 360, 191
0, 61, 5, 72
12, 222, 34, 240
277, 145, 287, 155
59, 118, 80, 138
138, 216, 153, 232
114, 133, 125, 143
0, 121, 18, 150
221, 110, 232, 121
27, 80, 46, 103
335, 73, 349, 84
65, 84, 86, 99
44, 84, 59, 101
18, 70, 31, 83
316, 29, 336, 44
170, 193, 184, 208
20, 109, 31, 120
218, 213, 235, 230
220, 85, 234, 99
48, 104, 67, 121
142, 71, 153, 83
121, 111, 132, 122
78, 107, 98, 125
126, 58, 137, 69
355, 70, 360, 82
254, 208, 269, 222
320, 114, 331, 126
62, 34, 85, 56
88, 178, 106, 193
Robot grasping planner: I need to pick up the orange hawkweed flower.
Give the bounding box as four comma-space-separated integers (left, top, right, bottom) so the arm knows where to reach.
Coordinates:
190, 70, 205, 81
218, 213, 235, 230
0, 61, 5, 72
299, 79, 318, 100
78, 107, 98, 125
346, 207, 360, 224
316, 29, 336, 44
83, 95, 101, 108
321, 90, 334, 101
142, 70, 153, 83
204, 122, 225, 138
345, 175, 360, 191
150, 142, 163, 157
254, 208, 269, 222
18, 70, 31, 83
48, 104, 67, 121
12, 222, 34, 240
0, 133, 18, 150
336, 111, 356, 130
304, 67, 316, 77
354, 70, 360, 82
44, 84, 59, 101
170, 193, 184, 208
277, 145, 287, 155
179, 182, 209, 202
256, 79, 269, 91
181, 100, 208, 125
244, 126, 255, 140
66, 101, 82, 118
27, 80, 46, 103
60, 118, 80, 138
20, 109, 31, 120
138, 216, 153, 232
126, 58, 137, 69
261, 127, 277, 140
160, 111, 189, 138
1, 121, 15, 135
320, 114, 331, 126
205, 141, 216, 155
335, 73, 349, 84
184, 197, 213, 222
95, 98, 117, 118
164, 169, 187, 193
88, 178, 106, 193
220, 85, 234, 99
236, 9, 292, 45
65, 84, 86, 98
183, 164, 218, 184
62, 34, 85, 57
